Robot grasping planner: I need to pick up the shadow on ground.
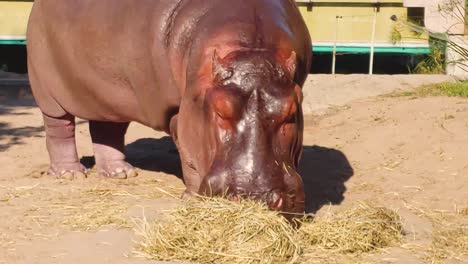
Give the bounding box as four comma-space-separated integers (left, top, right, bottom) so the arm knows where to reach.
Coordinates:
0, 98, 88, 152
117, 137, 353, 214
299, 146, 354, 214
81, 137, 183, 179
126, 137, 183, 178
0, 122, 44, 152
0, 100, 44, 152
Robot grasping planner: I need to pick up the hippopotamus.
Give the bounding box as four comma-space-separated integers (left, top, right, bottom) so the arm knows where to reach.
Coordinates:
27, 0, 312, 213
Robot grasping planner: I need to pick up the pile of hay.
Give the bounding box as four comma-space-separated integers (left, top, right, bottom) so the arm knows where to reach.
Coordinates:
135, 197, 300, 263
298, 203, 404, 254
135, 198, 404, 264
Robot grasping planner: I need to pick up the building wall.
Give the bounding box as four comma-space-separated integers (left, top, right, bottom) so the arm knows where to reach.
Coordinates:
404, 0, 465, 35
0, 1, 33, 43
405, 0, 467, 77
446, 36, 468, 77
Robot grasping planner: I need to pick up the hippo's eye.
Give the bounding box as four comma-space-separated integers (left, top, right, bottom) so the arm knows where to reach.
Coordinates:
283, 102, 297, 124
285, 113, 296, 124
209, 86, 245, 122
213, 97, 234, 120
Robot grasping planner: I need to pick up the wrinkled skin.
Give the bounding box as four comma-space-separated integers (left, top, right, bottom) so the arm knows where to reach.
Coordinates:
27, 0, 311, 213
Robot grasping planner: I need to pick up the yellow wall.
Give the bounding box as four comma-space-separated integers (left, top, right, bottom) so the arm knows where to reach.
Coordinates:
298, 4, 428, 43
0, 1, 33, 38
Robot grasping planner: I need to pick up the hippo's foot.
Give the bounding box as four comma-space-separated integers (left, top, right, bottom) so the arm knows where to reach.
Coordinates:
96, 160, 137, 179
89, 121, 135, 179
48, 162, 87, 180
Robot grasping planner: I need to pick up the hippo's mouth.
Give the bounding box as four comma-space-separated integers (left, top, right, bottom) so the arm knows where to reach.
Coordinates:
222, 188, 305, 215
198, 165, 305, 215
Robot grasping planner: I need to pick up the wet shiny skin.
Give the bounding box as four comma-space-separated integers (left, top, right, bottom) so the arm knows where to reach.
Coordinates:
191, 51, 306, 213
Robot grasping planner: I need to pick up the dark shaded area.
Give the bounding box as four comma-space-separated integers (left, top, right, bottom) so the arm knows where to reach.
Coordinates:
0, 121, 44, 152
80, 156, 96, 169
0, 45, 28, 73
124, 137, 183, 179
311, 53, 425, 74
407, 7, 425, 27
299, 145, 354, 214
0, 101, 43, 152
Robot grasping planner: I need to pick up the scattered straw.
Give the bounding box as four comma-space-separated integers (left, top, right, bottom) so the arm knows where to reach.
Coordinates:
298, 203, 404, 254
461, 207, 468, 216
431, 225, 468, 261
135, 198, 404, 264
60, 199, 130, 231
404, 203, 468, 262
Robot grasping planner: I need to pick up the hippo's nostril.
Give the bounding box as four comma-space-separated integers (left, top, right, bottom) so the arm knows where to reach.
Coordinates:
273, 197, 283, 210
267, 191, 283, 211
230, 194, 241, 203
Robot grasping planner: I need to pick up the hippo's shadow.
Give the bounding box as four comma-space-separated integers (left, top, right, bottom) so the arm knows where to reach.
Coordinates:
82, 137, 353, 214
299, 146, 354, 214
125, 137, 183, 178
80, 136, 183, 179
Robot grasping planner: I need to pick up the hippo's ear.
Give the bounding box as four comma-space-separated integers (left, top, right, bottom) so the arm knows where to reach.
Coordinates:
285, 51, 297, 80
212, 50, 233, 83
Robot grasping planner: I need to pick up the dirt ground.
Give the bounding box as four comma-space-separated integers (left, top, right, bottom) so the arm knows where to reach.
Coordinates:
0, 76, 467, 263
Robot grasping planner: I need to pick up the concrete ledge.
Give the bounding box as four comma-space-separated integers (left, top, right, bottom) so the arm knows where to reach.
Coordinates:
0, 75, 32, 101
0, 78, 29, 86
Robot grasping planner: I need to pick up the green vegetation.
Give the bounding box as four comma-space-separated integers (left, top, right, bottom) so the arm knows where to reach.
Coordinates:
412, 45, 446, 74
389, 20, 446, 74
439, 81, 468, 97
388, 81, 468, 98
392, 0, 468, 74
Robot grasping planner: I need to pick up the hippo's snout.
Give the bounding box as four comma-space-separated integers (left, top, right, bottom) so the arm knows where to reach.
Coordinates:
199, 167, 305, 214
228, 190, 284, 210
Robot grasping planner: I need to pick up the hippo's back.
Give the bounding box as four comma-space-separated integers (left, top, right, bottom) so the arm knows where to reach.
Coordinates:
27, 0, 310, 131
27, 0, 185, 130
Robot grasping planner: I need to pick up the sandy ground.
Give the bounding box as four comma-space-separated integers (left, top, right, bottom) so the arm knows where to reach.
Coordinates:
0, 75, 467, 263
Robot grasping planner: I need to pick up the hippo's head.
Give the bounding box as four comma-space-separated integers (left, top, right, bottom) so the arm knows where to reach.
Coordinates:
172, 49, 305, 214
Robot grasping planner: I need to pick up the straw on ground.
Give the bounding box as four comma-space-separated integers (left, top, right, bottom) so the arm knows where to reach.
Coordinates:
135, 198, 404, 264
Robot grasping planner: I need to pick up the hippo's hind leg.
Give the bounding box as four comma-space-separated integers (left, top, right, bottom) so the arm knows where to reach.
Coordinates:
89, 121, 137, 179
43, 113, 87, 180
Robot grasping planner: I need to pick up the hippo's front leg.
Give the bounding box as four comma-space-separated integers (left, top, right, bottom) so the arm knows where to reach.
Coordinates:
169, 115, 202, 198
89, 121, 137, 179
43, 113, 87, 180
